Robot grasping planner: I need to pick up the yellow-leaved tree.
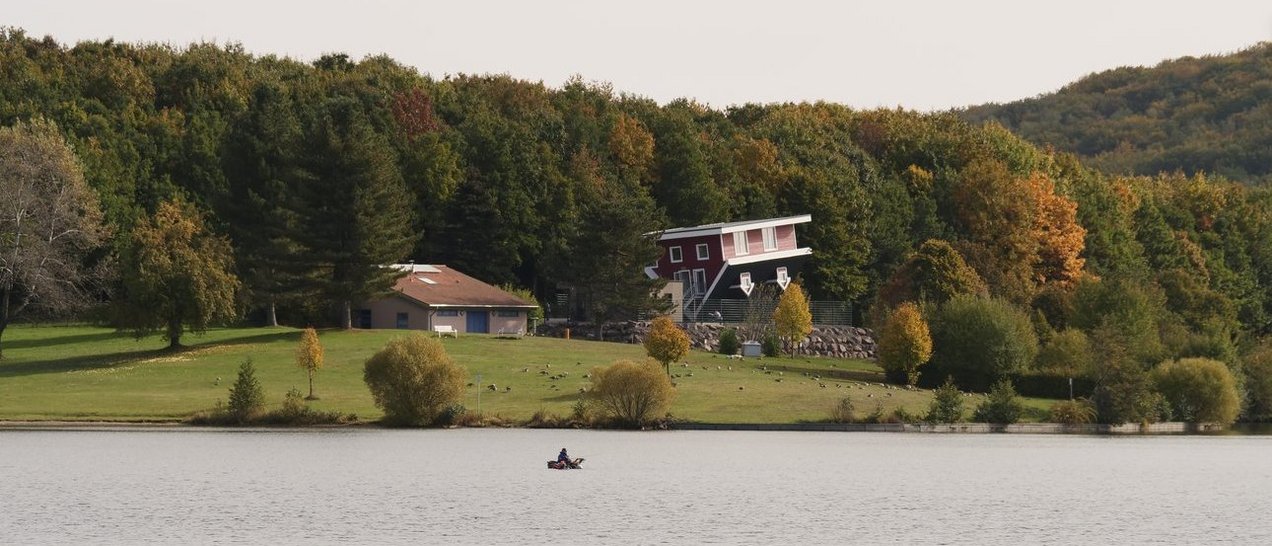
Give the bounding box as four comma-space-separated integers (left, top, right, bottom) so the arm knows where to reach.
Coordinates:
877, 302, 933, 386
296, 327, 324, 400
116, 198, 240, 350
773, 282, 813, 355
644, 315, 689, 375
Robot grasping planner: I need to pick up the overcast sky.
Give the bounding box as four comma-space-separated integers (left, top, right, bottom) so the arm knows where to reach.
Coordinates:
9, 1, 1272, 110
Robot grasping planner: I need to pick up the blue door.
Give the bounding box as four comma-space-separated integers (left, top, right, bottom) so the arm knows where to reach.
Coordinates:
466, 310, 489, 334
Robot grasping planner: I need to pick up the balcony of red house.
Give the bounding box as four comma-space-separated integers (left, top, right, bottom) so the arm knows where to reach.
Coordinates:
645, 214, 812, 303
354, 264, 538, 335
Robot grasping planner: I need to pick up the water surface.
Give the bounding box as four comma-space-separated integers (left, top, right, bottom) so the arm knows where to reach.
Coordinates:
2, 428, 1270, 544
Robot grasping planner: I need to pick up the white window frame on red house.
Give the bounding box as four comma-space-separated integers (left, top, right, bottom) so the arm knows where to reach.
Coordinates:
733, 231, 749, 256
696, 243, 709, 260
669, 245, 683, 263
674, 270, 692, 294
692, 268, 707, 295
762, 227, 778, 251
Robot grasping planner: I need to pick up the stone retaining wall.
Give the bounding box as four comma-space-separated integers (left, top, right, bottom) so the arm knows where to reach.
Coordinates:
672, 422, 1226, 434
538, 322, 877, 360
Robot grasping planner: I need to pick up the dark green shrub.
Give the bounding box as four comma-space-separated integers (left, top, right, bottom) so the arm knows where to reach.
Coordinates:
891, 407, 920, 424
1014, 372, 1095, 399
718, 328, 739, 356
437, 404, 468, 426
761, 333, 780, 357
1090, 328, 1156, 424
278, 387, 306, 418
926, 295, 1038, 391
1071, 277, 1164, 367
972, 379, 1025, 424
227, 358, 265, 423
1244, 345, 1272, 422
926, 377, 965, 423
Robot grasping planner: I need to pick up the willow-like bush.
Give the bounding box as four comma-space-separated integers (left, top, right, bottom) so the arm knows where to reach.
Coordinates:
589, 359, 676, 427
1150, 357, 1240, 424
364, 333, 467, 426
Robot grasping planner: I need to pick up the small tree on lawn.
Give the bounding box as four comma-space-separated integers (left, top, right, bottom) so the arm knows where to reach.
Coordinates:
972, 379, 1025, 424
877, 302, 933, 386
773, 282, 813, 355
227, 358, 266, 423
589, 359, 677, 427
364, 333, 467, 426
116, 198, 240, 350
926, 377, 965, 423
296, 327, 324, 400
645, 315, 689, 375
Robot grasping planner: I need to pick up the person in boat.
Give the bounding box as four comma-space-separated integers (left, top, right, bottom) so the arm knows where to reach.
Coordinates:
557, 448, 570, 466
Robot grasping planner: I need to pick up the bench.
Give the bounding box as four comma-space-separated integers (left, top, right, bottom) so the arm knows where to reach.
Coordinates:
434, 325, 458, 338
495, 327, 525, 339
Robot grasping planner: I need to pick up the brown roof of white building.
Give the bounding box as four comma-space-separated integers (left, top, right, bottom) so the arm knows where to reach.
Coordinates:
389, 264, 536, 308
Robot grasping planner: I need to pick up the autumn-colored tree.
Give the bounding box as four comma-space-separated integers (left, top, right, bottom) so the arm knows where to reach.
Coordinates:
877, 239, 987, 310
877, 302, 933, 385
773, 282, 813, 355
589, 359, 677, 427
609, 113, 655, 184
296, 327, 324, 400
1028, 172, 1086, 287
116, 199, 240, 350
644, 315, 689, 375
363, 333, 467, 426
950, 159, 1040, 303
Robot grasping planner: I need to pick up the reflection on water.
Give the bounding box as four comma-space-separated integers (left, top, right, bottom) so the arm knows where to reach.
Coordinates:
2, 428, 1271, 544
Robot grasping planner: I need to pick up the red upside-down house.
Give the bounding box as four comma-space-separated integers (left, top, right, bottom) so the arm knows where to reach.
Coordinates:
646, 215, 812, 320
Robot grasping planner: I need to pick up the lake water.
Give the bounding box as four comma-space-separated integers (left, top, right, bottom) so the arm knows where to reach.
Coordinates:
2, 428, 1271, 544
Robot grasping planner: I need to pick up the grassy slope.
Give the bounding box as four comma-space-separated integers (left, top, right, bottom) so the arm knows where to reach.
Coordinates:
0, 325, 1052, 423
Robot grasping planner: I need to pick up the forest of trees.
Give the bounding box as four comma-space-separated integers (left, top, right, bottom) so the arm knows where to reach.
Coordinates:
963, 42, 1272, 185
3, 29, 1272, 421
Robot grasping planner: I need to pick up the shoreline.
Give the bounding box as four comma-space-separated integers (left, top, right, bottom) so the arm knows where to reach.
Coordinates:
0, 420, 1234, 434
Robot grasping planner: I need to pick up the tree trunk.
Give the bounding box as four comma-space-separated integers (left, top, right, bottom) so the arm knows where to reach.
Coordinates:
0, 288, 8, 359
308, 371, 316, 400
342, 300, 352, 330
265, 299, 278, 327
167, 316, 183, 350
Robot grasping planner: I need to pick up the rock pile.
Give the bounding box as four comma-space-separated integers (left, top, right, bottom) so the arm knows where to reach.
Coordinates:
538, 322, 876, 360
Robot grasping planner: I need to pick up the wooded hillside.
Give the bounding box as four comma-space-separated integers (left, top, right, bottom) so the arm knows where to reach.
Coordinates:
2, 28, 1270, 339
963, 43, 1272, 185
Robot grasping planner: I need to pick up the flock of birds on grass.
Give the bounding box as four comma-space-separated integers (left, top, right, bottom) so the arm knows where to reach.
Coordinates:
452, 358, 993, 403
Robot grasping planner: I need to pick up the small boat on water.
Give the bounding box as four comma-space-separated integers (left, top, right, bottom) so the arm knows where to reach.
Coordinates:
547, 457, 584, 470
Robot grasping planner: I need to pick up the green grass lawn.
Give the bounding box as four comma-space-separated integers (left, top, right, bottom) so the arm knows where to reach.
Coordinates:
0, 324, 1055, 423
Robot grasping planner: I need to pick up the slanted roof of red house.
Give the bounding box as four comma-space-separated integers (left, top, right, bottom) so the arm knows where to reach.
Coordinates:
648, 214, 812, 240
389, 264, 536, 308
